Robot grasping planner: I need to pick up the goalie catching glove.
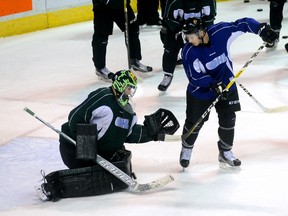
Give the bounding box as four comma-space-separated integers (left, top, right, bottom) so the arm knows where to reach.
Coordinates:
144, 108, 180, 141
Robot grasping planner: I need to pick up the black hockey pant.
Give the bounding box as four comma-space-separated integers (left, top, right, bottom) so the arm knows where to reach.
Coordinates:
182, 89, 240, 151
269, 0, 285, 31
161, 27, 184, 74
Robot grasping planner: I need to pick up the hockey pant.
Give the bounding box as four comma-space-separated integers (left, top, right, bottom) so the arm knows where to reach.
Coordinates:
183, 89, 240, 151
269, 0, 285, 31
42, 149, 133, 201
161, 27, 184, 74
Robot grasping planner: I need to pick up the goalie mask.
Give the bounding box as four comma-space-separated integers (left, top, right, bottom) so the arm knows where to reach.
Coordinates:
112, 70, 137, 108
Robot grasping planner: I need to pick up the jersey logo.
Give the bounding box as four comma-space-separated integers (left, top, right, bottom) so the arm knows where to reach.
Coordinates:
206, 53, 227, 70
115, 117, 129, 129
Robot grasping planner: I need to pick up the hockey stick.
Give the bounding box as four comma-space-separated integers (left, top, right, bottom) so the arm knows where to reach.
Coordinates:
124, 0, 143, 83
238, 82, 288, 113
181, 43, 266, 142
124, 0, 131, 69
24, 107, 174, 192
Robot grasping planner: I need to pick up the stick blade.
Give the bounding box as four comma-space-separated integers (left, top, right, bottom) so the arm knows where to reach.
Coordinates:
265, 106, 288, 113
164, 134, 181, 142
131, 175, 174, 192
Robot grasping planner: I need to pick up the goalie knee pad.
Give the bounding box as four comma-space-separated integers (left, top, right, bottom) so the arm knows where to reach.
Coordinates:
41, 150, 133, 201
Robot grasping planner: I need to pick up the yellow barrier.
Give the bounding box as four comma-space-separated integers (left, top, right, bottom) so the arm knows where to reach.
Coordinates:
0, 0, 227, 38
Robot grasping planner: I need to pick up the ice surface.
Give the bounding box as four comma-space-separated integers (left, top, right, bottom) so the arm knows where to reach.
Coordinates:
0, 0, 288, 215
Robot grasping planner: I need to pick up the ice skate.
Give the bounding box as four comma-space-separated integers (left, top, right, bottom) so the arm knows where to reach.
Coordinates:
96, 67, 114, 82
158, 73, 173, 92
176, 57, 183, 66
130, 59, 153, 73
35, 183, 51, 201
266, 31, 279, 51
265, 40, 278, 52
179, 146, 192, 169
218, 150, 241, 170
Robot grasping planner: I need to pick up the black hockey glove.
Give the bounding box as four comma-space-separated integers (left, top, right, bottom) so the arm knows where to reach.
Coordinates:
144, 108, 180, 141
210, 82, 230, 100
258, 23, 279, 45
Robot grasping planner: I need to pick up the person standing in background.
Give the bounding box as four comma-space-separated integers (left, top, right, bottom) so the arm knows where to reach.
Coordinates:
91, 0, 153, 82
158, 0, 217, 92
137, 0, 162, 26
267, 0, 286, 49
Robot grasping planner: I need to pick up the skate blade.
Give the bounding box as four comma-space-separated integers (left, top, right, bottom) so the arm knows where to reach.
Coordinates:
219, 162, 241, 171
159, 90, 166, 96
97, 76, 112, 83
133, 70, 153, 78
35, 185, 49, 201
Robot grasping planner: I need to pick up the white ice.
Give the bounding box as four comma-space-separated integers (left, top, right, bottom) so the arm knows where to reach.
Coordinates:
0, 0, 288, 215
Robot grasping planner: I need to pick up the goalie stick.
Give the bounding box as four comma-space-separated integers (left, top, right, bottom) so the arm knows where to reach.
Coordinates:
24, 107, 174, 193
238, 82, 288, 113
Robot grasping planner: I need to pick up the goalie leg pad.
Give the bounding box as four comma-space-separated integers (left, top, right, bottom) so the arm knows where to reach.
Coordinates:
42, 150, 133, 201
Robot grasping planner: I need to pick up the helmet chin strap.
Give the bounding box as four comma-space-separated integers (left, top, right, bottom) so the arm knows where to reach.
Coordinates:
198, 29, 206, 44
198, 30, 210, 47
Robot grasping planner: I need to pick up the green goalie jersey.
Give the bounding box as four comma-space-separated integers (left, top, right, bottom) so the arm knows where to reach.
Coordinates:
63, 87, 154, 154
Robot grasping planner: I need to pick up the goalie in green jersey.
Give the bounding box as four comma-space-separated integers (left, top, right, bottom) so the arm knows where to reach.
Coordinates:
39, 70, 179, 201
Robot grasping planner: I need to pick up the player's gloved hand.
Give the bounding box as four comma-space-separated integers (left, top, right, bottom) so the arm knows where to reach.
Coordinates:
210, 82, 229, 100
258, 23, 279, 44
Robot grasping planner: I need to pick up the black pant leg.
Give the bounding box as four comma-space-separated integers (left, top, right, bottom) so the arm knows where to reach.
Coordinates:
146, 0, 160, 25
269, 1, 285, 30
162, 28, 183, 74
115, 4, 142, 60
137, 0, 148, 25
92, 3, 114, 69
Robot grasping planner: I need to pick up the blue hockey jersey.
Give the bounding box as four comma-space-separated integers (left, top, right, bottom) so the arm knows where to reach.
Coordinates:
181, 17, 261, 100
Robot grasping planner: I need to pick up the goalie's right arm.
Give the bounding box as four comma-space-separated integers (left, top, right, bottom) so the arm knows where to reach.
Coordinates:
143, 108, 180, 141
125, 108, 180, 143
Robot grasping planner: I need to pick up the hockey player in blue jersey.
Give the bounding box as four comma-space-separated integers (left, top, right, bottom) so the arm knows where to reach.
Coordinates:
179, 17, 278, 169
